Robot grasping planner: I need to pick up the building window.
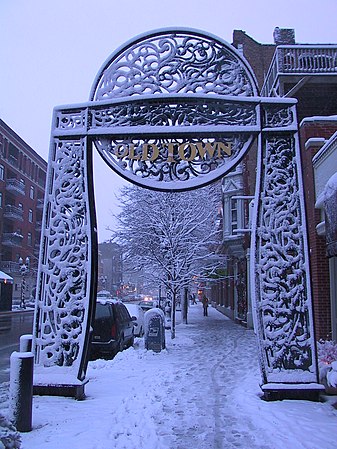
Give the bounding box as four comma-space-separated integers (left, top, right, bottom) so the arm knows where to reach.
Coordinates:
30, 185, 35, 199
27, 232, 32, 246
231, 198, 238, 234
28, 209, 33, 223
0, 192, 2, 208
223, 194, 249, 239
0, 164, 4, 181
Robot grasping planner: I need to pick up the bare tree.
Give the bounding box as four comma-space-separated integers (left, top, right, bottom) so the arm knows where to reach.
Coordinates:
113, 182, 222, 337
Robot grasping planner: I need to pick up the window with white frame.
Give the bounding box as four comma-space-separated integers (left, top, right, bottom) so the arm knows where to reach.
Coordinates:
28, 208, 33, 223
30, 185, 35, 199
223, 195, 253, 239
231, 198, 238, 234
0, 164, 4, 181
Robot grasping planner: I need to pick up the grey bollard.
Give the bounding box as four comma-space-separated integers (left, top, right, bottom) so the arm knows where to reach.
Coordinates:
10, 351, 34, 432
19, 334, 33, 352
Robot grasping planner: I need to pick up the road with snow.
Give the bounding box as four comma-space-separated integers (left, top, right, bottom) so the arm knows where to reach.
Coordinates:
0, 310, 34, 384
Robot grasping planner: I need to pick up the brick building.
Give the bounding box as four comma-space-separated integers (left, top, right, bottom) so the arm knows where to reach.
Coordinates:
211, 28, 337, 341
299, 118, 337, 340
98, 241, 123, 297
0, 119, 47, 309
310, 123, 337, 341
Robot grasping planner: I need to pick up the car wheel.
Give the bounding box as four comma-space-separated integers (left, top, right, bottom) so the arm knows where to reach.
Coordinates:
118, 337, 125, 352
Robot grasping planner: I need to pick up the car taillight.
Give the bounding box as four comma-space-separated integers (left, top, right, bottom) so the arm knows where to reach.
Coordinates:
111, 323, 117, 339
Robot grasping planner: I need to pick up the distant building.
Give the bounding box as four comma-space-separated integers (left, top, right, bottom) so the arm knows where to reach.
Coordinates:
98, 241, 123, 297
0, 119, 47, 309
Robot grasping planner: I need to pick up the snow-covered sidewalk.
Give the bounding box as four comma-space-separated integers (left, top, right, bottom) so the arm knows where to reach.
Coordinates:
3, 303, 337, 449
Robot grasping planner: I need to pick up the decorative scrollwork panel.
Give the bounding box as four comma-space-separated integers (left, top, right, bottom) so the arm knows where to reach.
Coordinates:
253, 133, 317, 383
262, 104, 295, 129
89, 100, 258, 129
34, 137, 94, 379
90, 30, 258, 100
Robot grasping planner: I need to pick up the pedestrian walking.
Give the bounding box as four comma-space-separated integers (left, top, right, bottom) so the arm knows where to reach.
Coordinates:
165, 300, 172, 318
190, 293, 197, 305
202, 294, 209, 316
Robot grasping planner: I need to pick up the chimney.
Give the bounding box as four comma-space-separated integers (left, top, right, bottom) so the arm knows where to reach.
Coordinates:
273, 27, 295, 45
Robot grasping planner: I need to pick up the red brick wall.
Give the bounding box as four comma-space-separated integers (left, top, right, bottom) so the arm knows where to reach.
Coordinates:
300, 121, 337, 339
290, 84, 337, 122
232, 30, 276, 91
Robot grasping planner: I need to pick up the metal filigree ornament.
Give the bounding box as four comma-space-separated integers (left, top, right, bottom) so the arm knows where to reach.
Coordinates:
254, 136, 316, 382
90, 95, 258, 189
88, 30, 259, 190
90, 32, 256, 100
94, 134, 252, 188
37, 140, 88, 367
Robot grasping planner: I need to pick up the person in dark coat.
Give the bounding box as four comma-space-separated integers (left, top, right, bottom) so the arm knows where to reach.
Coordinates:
202, 294, 209, 316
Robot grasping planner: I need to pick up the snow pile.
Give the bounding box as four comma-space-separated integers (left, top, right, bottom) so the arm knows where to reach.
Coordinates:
0, 414, 21, 449
323, 172, 337, 201
327, 361, 337, 388
317, 339, 337, 386
0, 305, 336, 449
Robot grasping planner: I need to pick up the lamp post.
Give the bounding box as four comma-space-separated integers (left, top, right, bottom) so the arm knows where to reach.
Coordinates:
158, 284, 162, 309
19, 257, 30, 309
100, 275, 107, 289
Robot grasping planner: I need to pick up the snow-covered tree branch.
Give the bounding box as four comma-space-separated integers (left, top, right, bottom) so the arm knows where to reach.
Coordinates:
110, 182, 223, 336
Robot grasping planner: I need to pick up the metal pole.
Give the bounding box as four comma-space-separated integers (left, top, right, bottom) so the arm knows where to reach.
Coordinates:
10, 351, 34, 432
20, 334, 33, 352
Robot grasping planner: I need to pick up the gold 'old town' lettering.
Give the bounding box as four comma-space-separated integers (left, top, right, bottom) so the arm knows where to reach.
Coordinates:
113, 141, 232, 162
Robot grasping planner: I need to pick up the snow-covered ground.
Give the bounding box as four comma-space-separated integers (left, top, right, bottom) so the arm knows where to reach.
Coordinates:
1, 303, 337, 449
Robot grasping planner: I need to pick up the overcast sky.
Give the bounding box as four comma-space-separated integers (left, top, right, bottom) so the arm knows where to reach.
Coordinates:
1, 0, 337, 242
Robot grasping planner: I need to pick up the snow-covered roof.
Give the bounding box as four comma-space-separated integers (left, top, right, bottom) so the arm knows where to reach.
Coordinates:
312, 131, 337, 165
300, 115, 337, 127
0, 270, 13, 283
323, 171, 337, 201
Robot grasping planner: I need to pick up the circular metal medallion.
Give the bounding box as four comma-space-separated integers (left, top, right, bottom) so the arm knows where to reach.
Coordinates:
90, 28, 258, 191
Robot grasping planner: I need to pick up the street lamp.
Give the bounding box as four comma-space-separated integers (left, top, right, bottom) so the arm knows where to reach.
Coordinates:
99, 275, 107, 291
19, 257, 30, 309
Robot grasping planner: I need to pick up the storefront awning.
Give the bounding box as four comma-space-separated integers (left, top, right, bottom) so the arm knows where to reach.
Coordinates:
0, 270, 13, 284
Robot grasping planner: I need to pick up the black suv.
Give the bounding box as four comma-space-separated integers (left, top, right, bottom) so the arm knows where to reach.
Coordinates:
90, 299, 135, 359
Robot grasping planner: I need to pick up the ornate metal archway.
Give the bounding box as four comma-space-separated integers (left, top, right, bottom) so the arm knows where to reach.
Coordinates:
33, 28, 321, 399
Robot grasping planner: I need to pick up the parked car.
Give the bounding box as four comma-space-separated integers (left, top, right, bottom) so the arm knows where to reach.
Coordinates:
138, 299, 158, 312
96, 290, 113, 299
124, 303, 145, 337
90, 298, 135, 359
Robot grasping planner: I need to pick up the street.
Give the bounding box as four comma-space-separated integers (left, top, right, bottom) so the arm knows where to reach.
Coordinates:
0, 310, 34, 384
